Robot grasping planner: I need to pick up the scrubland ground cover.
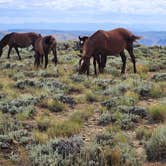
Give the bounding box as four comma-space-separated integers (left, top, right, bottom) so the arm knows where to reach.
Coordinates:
0, 43, 166, 166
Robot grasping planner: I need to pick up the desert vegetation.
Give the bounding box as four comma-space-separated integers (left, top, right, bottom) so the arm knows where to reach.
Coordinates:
0, 42, 166, 165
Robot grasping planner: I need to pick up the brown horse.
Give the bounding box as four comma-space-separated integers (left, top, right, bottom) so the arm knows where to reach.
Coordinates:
78, 36, 107, 75
78, 28, 141, 75
34, 35, 57, 69
0, 32, 41, 60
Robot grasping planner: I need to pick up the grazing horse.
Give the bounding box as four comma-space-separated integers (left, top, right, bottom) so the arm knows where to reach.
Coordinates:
34, 35, 57, 69
78, 36, 107, 75
0, 32, 41, 60
78, 28, 141, 75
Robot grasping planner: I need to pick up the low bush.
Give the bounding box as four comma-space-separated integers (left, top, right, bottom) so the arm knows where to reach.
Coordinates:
70, 109, 93, 125
102, 96, 137, 110
137, 63, 149, 74
40, 98, 66, 112
98, 112, 112, 126
0, 95, 38, 114
148, 103, 166, 123
115, 113, 139, 130
36, 113, 52, 131
47, 120, 81, 137
146, 126, 166, 161
152, 73, 166, 81
32, 130, 49, 144
150, 83, 164, 98
136, 127, 152, 141
85, 91, 99, 102
55, 94, 76, 107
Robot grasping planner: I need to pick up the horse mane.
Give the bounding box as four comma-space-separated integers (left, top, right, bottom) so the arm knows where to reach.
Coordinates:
0, 33, 14, 47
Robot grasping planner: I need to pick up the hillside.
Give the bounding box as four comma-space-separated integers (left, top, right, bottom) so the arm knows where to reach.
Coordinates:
0, 30, 166, 46
0, 42, 166, 165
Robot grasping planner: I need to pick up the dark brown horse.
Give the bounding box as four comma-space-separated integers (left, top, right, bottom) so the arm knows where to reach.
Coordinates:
78, 36, 107, 75
0, 32, 41, 60
34, 35, 57, 69
78, 28, 141, 75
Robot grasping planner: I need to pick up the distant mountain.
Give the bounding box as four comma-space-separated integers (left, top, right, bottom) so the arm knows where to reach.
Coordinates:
139, 31, 166, 46
0, 29, 166, 46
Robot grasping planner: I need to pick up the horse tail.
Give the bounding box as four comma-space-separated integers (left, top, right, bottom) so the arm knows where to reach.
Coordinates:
0, 33, 14, 47
130, 35, 142, 42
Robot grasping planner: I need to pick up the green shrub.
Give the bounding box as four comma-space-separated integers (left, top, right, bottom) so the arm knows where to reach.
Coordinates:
16, 106, 35, 121
150, 83, 164, 98
0, 112, 23, 135
148, 103, 166, 122
136, 82, 164, 98
152, 73, 166, 81
36, 114, 52, 131
47, 120, 81, 138
70, 109, 93, 125
115, 113, 139, 130
102, 96, 137, 110
40, 98, 66, 112
29, 136, 84, 166
146, 126, 166, 161
85, 91, 99, 102
32, 130, 49, 144
98, 112, 112, 126
136, 127, 152, 140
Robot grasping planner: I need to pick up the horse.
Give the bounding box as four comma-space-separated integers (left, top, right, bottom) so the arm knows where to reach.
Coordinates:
34, 35, 57, 69
78, 28, 141, 75
0, 32, 41, 60
78, 36, 107, 75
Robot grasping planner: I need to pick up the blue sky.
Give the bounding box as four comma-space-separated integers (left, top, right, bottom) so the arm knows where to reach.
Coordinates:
0, 0, 166, 31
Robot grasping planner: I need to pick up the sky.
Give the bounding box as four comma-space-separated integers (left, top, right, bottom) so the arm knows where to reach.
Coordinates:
0, 0, 166, 31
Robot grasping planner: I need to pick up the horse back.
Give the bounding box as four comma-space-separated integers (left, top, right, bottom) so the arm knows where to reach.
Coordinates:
87, 30, 124, 54
8, 33, 32, 47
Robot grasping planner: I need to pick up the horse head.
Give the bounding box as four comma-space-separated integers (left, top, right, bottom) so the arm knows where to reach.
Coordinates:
45, 36, 56, 46
45, 36, 58, 66
78, 36, 89, 53
77, 55, 90, 75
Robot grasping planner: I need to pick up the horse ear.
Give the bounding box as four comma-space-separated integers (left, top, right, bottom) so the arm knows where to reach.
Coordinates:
79, 36, 81, 40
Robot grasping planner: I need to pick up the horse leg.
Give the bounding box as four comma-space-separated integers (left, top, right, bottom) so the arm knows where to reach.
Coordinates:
44, 54, 48, 69
120, 51, 126, 74
34, 54, 37, 68
34, 52, 40, 69
102, 55, 107, 68
52, 49, 58, 65
41, 55, 43, 65
93, 56, 97, 75
100, 54, 107, 73
37, 54, 41, 69
86, 58, 90, 76
127, 45, 137, 73
14, 47, 21, 60
7, 46, 13, 59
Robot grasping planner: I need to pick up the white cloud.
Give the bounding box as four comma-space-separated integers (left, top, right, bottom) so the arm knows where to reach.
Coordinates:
0, 0, 166, 15
99, 0, 166, 14
0, 0, 165, 30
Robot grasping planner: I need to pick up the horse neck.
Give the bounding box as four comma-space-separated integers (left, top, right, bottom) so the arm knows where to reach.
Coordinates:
29, 34, 38, 45
0, 35, 10, 48
83, 40, 94, 58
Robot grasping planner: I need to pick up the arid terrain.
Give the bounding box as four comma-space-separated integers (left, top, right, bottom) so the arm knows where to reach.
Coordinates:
0, 42, 166, 166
